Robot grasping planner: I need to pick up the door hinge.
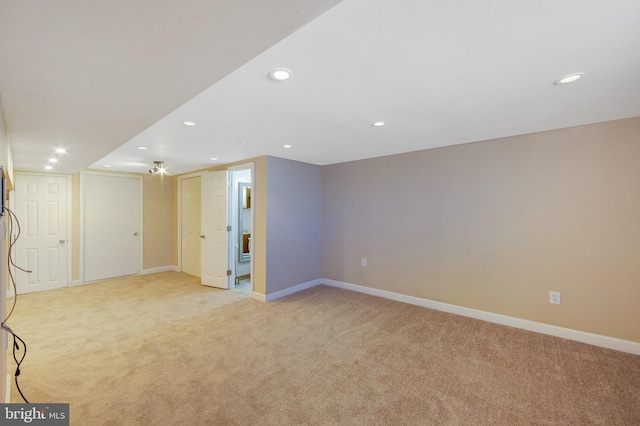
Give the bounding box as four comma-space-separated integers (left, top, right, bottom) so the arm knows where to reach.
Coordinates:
227, 225, 232, 232
226, 270, 232, 276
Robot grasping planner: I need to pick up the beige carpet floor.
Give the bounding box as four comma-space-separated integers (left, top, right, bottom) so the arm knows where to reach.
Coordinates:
6, 271, 640, 425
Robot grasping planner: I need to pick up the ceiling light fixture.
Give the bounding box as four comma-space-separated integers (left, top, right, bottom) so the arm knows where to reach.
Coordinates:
44, 165, 53, 170
554, 73, 585, 85
55, 148, 66, 154
283, 144, 292, 149
183, 121, 197, 127
138, 146, 147, 150
148, 160, 167, 175
372, 121, 385, 127
210, 157, 218, 161
48, 158, 58, 163
269, 68, 292, 82
104, 165, 111, 168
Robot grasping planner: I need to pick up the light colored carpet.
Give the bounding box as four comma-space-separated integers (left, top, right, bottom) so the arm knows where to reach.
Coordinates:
6, 271, 640, 425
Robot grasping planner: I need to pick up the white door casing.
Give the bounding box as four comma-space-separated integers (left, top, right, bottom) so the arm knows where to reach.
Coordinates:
13, 173, 70, 294
228, 165, 254, 294
201, 171, 228, 289
81, 172, 142, 282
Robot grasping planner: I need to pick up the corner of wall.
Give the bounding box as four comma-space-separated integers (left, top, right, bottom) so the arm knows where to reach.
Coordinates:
0, 95, 10, 403
264, 157, 323, 295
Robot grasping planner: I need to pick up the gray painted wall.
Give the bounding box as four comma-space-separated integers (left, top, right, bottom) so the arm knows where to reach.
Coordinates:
265, 156, 323, 294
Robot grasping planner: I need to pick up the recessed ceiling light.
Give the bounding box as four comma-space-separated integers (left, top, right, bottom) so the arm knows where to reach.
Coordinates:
138, 146, 147, 150
210, 157, 218, 161
269, 68, 292, 82
104, 164, 111, 168
283, 144, 292, 149
554, 73, 585, 85
55, 148, 66, 154
44, 165, 53, 170
372, 121, 385, 127
48, 158, 58, 163
183, 121, 197, 127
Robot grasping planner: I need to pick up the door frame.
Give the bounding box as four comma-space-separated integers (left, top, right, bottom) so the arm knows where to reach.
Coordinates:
10, 172, 72, 297
227, 163, 255, 295
79, 171, 143, 284
177, 162, 255, 295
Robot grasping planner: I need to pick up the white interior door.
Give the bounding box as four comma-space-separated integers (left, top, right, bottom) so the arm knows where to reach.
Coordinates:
13, 173, 69, 294
181, 176, 201, 276
201, 171, 228, 288
82, 172, 142, 282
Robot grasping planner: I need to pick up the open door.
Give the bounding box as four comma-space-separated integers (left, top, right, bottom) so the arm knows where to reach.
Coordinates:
201, 171, 229, 288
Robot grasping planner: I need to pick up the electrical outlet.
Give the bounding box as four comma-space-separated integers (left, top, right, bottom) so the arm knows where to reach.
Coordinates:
361, 258, 367, 267
549, 291, 561, 305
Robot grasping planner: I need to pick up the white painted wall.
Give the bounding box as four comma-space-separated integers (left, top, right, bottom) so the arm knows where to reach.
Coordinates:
0, 198, 6, 403
0, 99, 10, 402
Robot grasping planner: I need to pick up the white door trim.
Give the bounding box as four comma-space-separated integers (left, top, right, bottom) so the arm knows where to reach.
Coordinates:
227, 163, 255, 296
11, 172, 72, 296
79, 171, 143, 284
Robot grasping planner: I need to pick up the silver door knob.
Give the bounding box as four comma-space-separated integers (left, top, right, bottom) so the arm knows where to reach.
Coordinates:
133, 232, 139, 236
59, 239, 66, 244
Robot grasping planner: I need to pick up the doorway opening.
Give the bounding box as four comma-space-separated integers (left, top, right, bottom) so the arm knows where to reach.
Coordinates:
229, 166, 253, 296
178, 164, 254, 295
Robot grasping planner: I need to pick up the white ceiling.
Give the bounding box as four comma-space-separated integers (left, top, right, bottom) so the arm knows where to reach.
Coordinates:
3, 0, 640, 176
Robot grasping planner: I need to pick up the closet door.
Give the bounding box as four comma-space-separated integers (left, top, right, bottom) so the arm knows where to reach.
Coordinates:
181, 176, 201, 277
82, 172, 142, 282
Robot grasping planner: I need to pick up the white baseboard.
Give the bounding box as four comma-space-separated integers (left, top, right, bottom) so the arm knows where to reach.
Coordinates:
18, 268, 179, 293
264, 279, 324, 302
9, 280, 82, 295
258, 277, 640, 355
321, 279, 640, 356
69, 280, 83, 287
252, 292, 266, 302
143, 265, 179, 275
